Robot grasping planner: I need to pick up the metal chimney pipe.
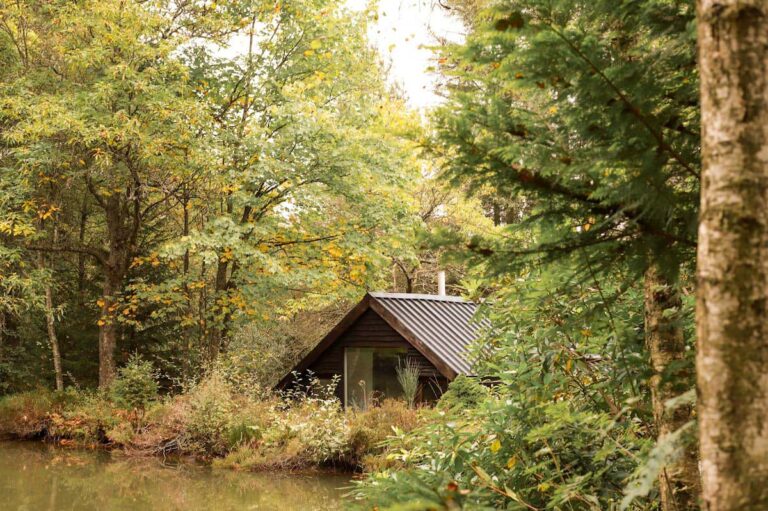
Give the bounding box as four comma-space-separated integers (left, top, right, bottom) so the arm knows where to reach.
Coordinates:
438, 271, 446, 296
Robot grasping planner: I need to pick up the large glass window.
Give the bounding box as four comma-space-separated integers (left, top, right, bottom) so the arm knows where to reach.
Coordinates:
344, 348, 407, 409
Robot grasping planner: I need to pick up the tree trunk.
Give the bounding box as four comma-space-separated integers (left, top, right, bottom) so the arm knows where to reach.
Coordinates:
77, 197, 89, 303
39, 226, 64, 392
644, 264, 699, 510
98, 193, 135, 388
181, 188, 195, 378
696, 1, 768, 509
209, 256, 229, 361
44, 283, 64, 392
98, 271, 121, 388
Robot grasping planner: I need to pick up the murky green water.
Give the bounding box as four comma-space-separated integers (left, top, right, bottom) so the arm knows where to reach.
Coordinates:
0, 441, 349, 510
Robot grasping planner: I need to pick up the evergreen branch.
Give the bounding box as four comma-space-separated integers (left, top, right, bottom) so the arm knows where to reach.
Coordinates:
545, 25, 701, 181
467, 231, 632, 258
473, 143, 696, 247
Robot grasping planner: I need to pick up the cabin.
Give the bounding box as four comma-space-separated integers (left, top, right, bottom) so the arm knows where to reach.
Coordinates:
276, 292, 490, 408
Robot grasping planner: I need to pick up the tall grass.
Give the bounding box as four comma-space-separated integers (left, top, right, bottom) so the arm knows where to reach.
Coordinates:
396, 358, 421, 409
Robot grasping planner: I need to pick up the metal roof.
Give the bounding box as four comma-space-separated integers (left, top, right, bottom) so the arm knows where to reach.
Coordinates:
368, 292, 491, 376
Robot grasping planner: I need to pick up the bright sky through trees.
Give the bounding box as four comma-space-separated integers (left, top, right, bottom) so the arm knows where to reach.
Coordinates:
225, 1, 464, 109
346, 1, 464, 109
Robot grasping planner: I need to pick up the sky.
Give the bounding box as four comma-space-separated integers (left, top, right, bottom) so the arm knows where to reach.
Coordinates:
223, 1, 465, 110
346, 0, 465, 110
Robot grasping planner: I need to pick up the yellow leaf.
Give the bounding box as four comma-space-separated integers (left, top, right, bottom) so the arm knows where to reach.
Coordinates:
490, 439, 502, 453
309, 39, 321, 50
506, 456, 517, 469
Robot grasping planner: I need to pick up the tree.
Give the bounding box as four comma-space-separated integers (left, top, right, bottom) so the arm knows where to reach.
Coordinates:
696, 1, 768, 509
430, 1, 700, 507
0, 0, 215, 386
0, 0, 422, 391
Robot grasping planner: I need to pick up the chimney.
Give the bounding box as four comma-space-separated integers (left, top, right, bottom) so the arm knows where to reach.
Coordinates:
438, 271, 446, 296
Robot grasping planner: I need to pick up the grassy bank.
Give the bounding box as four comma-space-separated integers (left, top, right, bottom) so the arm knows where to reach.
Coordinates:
0, 365, 423, 473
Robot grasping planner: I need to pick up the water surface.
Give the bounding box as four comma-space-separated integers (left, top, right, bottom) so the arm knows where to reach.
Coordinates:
0, 441, 349, 511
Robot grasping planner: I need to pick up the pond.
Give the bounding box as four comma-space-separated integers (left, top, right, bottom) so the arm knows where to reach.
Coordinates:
0, 441, 350, 511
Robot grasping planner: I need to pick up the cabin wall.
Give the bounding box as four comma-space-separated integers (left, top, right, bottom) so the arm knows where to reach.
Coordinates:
303, 309, 447, 406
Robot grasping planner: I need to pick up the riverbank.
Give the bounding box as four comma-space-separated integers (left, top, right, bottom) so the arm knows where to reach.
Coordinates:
0, 371, 423, 474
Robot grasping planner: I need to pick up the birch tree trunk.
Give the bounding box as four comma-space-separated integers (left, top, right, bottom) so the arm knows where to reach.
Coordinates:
644, 264, 699, 510
697, 1, 768, 509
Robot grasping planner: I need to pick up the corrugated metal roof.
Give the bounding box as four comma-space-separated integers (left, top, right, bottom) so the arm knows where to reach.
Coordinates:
369, 292, 491, 376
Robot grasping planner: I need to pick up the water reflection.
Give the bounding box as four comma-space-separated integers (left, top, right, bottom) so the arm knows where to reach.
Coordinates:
0, 442, 348, 511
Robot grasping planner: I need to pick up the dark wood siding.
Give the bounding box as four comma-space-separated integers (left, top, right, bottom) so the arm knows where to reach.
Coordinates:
303, 309, 445, 405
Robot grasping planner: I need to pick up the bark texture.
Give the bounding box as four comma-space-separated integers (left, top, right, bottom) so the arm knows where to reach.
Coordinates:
644, 264, 699, 511
696, 1, 768, 509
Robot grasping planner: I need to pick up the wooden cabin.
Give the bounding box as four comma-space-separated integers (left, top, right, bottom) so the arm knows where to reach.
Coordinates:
276, 292, 490, 409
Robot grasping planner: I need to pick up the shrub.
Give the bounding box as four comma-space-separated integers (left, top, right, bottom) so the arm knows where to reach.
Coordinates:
186, 371, 235, 454
290, 398, 348, 464
437, 375, 488, 411
51, 390, 120, 444
224, 399, 275, 451
226, 421, 262, 449
110, 355, 159, 412
347, 399, 421, 469
0, 390, 59, 438
215, 437, 306, 471
127, 396, 191, 453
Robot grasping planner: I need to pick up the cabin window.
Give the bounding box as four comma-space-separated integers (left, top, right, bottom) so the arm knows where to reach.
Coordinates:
344, 347, 407, 409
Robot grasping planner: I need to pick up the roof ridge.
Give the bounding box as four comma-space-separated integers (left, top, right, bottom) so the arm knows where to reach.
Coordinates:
368, 292, 473, 304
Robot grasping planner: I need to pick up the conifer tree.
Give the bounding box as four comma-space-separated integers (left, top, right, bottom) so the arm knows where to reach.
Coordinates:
432, 1, 700, 507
